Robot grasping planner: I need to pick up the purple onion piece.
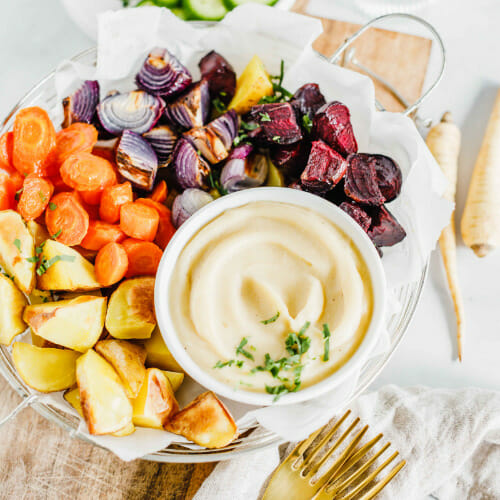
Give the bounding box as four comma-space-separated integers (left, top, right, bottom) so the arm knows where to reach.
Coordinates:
220, 145, 268, 192
143, 125, 178, 167
116, 130, 158, 191
164, 80, 210, 130
62, 80, 100, 128
172, 188, 214, 228
208, 110, 239, 150
183, 127, 228, 164
199, 51, 237, 105
97, 91, 165, 136
136, 47, 192, 99
173, 137, 211, 190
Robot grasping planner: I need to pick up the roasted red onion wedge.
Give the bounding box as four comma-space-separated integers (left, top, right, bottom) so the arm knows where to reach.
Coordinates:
184, 127, 228, 164
208, 110, 239, 150
172, 188, 214, 227
62, 80, 100, 128
344, 154, 385, 206
164, 80, 210, 130
247, 102, 303, 146
367, 206, 406, 247
136, 47, 192, 99
220, 144, 268, 192
291, 83, 326, 122
116, 130, 158, 191
173, 137, 211, 190
143, 125, 178, 167
270, 141, 310, 179
97, 90, 165, 136
313, 101, 358, 157
339, 201, 372, 232
199, 51, 236, 105
300, 140, 347, 193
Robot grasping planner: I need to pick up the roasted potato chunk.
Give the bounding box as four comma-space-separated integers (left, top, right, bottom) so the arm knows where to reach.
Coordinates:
76, 349, 133, 435
37, 239, 101, 291
162, 370, 184, 392
145, 327, 183, 372
0, 274, 27, 345
26, 220, 49, 248
95, 339, 147, 398
28, 289, 52, 305
165, 392, 237, 448
0, 210, 36, 294
132, 368, 178, 429
12, 342, 80, 392
23, 296, 107, 352
105, 278, 156, 339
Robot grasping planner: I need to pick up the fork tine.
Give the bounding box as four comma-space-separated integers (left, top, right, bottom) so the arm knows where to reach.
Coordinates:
334, 433, 384, 478
356, 460, 406, 500
326, 442, 391, 495
285, 422, 330, 470
336, 451, 401, 500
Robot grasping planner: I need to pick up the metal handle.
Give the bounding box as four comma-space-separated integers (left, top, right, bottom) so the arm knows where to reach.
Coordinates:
328, 13, 446, 118
0, 393, 38, 429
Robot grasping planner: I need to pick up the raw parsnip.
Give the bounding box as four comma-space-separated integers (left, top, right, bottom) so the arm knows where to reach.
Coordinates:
461, 89, 500, 257
426, 112, 465, 361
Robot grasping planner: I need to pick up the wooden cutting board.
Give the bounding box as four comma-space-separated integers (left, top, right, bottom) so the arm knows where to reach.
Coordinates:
0, 5, 432, 499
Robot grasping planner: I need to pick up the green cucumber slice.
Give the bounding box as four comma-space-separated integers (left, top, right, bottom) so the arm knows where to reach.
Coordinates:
170, 6, 191, 19
182, 0, 229, 20
223, 0, 278, 9
136, 0, 157, 6
154, 0, 181, 7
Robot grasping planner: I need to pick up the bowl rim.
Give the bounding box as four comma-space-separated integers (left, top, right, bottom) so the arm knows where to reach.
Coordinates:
155, 187, 387, 407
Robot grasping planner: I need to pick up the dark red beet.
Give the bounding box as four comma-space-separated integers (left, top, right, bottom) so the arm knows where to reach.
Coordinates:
344, 154, 385, 206
368, 206, 406, 247
340, 201, 372, 232
199, 51, 236, 105
372, 154, 402, 202
291, 83, 326, 121
300, 140, 347, 193
313, 101, 358, 156
325, 180, 348, 205
270, 141, 310, 178
247, 102, 302, 146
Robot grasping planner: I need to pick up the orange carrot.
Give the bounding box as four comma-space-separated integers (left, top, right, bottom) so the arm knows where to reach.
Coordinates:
122, 238, 163, 277
99, 182, 134, 224
79, 189, 102, 206
120, 201, 159, 242
60, 152, 117, 192
95, 242, 128, 286
92, 145, 116, 163
136, 198, 175, 250
0, 171, 15, 210
149, 180, 168, 203
17, 174, 54, 221
45, 191, 89, 246
0, 132, 14, 169
136, 198, 170, 218
50, 123, 98, 171
80, 220, 126, 251
12, 107, 56, 177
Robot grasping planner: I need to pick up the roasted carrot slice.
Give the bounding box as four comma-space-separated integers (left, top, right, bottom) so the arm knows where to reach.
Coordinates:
99, 182, 134, 224
149, 180, 168, 203
120, 201, 159, 242
79, 189, 102, 206
80, 220, 126, 251
50, 123, 98, 170
0, 171, 15, 210
12, 107, 56, 177
95, 242, 128, 286
60, 152, 117, 192
136, 198, 170, 218
92, 145, 116, 164
0, 132, 14, 169
17, 174, 54, 221
122, 238, 163, 277
45, 191, 89, 246
136, 198, 175, 250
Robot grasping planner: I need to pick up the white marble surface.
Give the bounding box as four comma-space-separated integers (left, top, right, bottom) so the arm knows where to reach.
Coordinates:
0, 0, 499, 395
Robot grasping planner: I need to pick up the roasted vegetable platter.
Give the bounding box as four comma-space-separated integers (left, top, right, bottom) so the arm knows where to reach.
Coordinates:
0, 7, 450, 461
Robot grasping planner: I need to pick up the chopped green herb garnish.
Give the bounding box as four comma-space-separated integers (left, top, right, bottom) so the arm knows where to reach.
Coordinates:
26, 256, 38, 263
236, 360, 244, 368
259, 112, 271, 122
240, 121, 259, 132
322, 323, 331, 362
212, 97, 227, 114
1, 272, 14, 281
36, 254, 75, 276
49, 202, 57, 211
220, 91, 227, 97
261, 311, 280, 325
208, 170, 228, 196
214, 360, 235, 369
285, 322, 311, 356
35, 241, 45, 255
13, 239, 21, 251
15, 188, 23, 201
236, 337, 255, 361
38, 191, 47, 202
51, 229, 62, 239
272, 136, 281, 143
265, 384, 289, 402
302, 114, 313, 134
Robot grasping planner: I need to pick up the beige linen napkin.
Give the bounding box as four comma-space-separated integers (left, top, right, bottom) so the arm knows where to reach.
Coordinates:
193, 385, 500, 499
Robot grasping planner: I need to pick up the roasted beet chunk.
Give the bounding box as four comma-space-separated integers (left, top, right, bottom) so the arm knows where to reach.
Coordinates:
344, 154, 385, 206
270, 141, 310, 178
372, 154, 402, 202
339, 201, 372, 232
199, 51, 237, 105
247, 102, 303, 146
291, 83, 326, 122
300, 140, 347, 193
368, 206, 406, 247
313, 101, 358, 156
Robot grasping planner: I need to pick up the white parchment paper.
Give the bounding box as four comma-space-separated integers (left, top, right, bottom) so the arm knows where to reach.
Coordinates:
46, 5, 452, 460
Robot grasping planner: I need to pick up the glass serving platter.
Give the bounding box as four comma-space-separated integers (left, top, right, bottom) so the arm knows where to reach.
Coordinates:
0, 19, 437, 460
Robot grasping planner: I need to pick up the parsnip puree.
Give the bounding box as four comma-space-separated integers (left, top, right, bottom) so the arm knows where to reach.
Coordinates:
169, 201, 373, 394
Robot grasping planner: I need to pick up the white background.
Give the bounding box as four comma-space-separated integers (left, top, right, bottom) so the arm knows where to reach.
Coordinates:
0, 0, 499, 394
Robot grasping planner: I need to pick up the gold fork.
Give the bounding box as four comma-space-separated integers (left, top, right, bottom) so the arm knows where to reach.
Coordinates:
262, 410, 406, 500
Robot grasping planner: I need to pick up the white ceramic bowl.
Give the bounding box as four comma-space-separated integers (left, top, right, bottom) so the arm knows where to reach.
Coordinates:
155, 187, 386, 406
